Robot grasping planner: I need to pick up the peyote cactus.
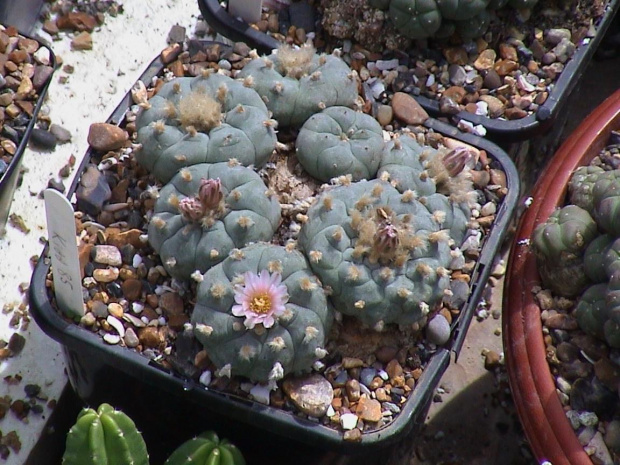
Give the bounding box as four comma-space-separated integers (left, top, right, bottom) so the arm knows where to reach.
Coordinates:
575, 283, 608, 342
532, 204, 598, 297
591, 170, 620, 237
295, 106, 385, 182
584, 234, 614, 283
148, 162, 281, 281
191, 242, 332, 383
377, 132, 476, 203
568, 165, 606, 214
164, 431, 245, 465
135, 70, 277, 183
236, 43, 359, 127
62, 403, 148, 465
298, 178, 470, 330
385, 0, 538, 40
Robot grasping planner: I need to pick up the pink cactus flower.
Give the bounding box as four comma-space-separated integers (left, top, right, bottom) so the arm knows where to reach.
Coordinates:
232, 270, 288, 329
178, 196, 206, 222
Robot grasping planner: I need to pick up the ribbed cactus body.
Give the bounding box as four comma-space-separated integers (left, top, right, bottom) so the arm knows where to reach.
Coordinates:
378, 134, 438, 197
436, 0, 490, 20
135, 73, 276, 183
62, 403, 148, 465
575, 283, 608, 341
192, 243, 332, 383
389, 0, 443, 39
584, 234, 614, 283
164, 431, 245, 465
236, 46, 358, 127
532, 204, 598, 297
148, 163, 281, 281
591, 171, 620, 237
568, 165, 605, 214
298, 179, 466, 329
295, 106, 385, 182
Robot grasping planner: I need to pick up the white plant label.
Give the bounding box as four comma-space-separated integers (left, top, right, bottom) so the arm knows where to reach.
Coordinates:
228, 0, 262, 24
44, 188, 84, 317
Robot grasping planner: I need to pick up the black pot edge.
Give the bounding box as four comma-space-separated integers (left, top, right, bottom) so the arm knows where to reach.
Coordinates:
0, 33, 56, 234
0, 0, 46, 36
28, 42, 520, 454
197, 0, 620, 142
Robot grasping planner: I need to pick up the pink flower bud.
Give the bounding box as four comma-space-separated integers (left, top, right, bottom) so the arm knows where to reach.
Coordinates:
442, 147, 474, 177
199, 178, 223, 211
178, 197, 205, 222
375, 222, 399, 254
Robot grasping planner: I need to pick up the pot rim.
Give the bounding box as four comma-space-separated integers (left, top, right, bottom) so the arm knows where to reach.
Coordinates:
503, 87, 620, 465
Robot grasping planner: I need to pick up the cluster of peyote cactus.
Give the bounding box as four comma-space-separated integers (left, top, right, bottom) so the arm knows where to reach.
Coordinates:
63, 404, 246, 465
135, 70, 277, 183
148, 162, 281, 281
236, 43, 359, 127
164, 431, 246, 465
191, 242, 332, 383
298, 178, 469, 330
379, 0, 539, 40
531, 205, 598, 297
295, 106, 385, 182
62, 403, 149, 465
534, 163, 620, 349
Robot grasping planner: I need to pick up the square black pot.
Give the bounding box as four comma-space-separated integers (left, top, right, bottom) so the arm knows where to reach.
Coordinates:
28, 43, 520, 462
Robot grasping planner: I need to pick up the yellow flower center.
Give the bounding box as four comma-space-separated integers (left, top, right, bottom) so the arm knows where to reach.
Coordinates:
250, 293, 272, 314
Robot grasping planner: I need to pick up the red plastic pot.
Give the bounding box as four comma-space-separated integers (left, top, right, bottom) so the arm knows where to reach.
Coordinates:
503, 88, 620, 465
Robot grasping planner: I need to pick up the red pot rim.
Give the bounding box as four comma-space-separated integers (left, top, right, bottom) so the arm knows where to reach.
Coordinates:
503, 88, 620, 465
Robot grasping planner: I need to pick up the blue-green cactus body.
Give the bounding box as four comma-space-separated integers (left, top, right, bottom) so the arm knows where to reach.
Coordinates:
377, 134, 438, 197
453, 9, 491, 39
568, 165, 606, 214
584, 234, 614, 283
575, 283, 608, 341
135, 73, 277, 183
389, 0, 443, 39
62, 403, 148, 465
237, 46, 358, 127
436, 0, 490, 20
191, 243, 332, 383
295, 106, 385, 182
164, 431, 245, 465
148, 163, 281, 281
298, 179, 467, 329
591, 171, 620, 237
531, 205, 598, 297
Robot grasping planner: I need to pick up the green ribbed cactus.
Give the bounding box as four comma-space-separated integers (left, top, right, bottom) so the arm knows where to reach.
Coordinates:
532, 205, 598, 297
295, 106, 384, 182
378, 132, 476, 203
298, 178, 469, 330
575, 283, 608, 342
62, 403, 148, 465
591, 170, 620, 237
135, 71, 277, 183
584, 234, 614, 283
387, 0, 538, 40
568, 165, 606, 214
164, 431, 245, 465
148, 163, 281, 281
236, 44, 358, 127
191, 243, 332, 383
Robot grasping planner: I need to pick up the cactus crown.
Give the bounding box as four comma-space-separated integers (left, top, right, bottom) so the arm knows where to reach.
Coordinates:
351, 199, 424, 268
177, 177, 226, 227
275, 43, 316, 78
177, 90, 222, 132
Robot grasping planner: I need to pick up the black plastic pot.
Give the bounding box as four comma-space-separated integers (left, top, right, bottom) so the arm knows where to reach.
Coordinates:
198, 0, 620, 142
0, 33, 55, 235
28, 46, 520, 462
0, 0, 45, 35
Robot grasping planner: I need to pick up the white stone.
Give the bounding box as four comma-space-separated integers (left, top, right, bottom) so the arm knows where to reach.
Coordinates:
250, 384, 271, 405
340, 413, 358, 430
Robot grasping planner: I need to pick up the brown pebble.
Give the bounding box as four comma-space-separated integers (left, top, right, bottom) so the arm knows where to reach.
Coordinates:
484, 350, 502, 370
138, 327, 164, 349
159, 292, 184, 316
71, 31, 93, 51
121, 278, 143, 301
341, 357, 364, 370
345, 379, 361, 402
356, 396, 382, 423
87, 123, 128, 152
545, 313, 578, 330
343, 428, 362, 442
391, 92, 429, 125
